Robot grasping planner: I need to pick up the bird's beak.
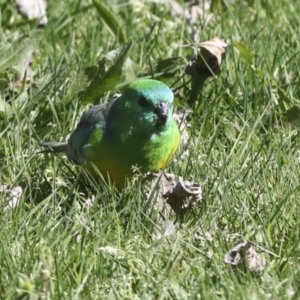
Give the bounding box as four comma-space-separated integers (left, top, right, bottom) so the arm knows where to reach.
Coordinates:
154, 102, 170, 125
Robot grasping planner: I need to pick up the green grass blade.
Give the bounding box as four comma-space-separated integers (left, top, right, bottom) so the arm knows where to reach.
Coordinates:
92, 0, 127, 44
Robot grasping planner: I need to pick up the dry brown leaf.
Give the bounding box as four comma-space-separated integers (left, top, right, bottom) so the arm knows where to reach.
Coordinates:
163, 174, 202, 213
184, 38, 229, 78
15, 0, 48, 25
224, 240, 267, 273
149, 171, 202, 215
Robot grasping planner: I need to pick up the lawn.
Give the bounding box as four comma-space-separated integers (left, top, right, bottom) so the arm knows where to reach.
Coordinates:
1, 0, 300, 299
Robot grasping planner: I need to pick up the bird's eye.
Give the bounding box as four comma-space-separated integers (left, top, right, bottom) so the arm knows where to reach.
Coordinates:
139, 96, 149, 107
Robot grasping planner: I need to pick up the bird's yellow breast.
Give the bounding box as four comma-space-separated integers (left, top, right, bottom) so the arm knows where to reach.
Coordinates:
83, 123, 180, 188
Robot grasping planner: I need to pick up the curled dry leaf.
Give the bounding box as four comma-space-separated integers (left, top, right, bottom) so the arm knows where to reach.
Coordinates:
224, 240, 267, 273
15, 0, 48, 25
163, 175, 202, 213
150, 171, 202, 215
0, 185, 23, 212
184, 38, 230, 79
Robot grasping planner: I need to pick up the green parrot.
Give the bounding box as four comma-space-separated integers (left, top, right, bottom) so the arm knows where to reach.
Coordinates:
40, 79, 180, 187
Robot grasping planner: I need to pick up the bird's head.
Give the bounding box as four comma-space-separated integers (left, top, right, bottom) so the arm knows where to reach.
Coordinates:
115, 79, 175, 133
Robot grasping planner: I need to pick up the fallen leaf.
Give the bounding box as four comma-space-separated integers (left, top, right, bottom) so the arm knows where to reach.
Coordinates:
184, 38, 230, 79
224, 240, 267, 273
163, 174, 202, 213
15, 0, 48, 26
149, 171, 202, 215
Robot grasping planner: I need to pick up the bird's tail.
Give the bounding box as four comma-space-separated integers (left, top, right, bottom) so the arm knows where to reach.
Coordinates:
39, 141, 68, 153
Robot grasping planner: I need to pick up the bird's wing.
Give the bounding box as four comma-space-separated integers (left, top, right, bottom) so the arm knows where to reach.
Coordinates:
66, 98, 116, 165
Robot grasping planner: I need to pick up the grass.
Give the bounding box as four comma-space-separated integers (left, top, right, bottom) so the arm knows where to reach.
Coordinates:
1, 0, 300, 298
